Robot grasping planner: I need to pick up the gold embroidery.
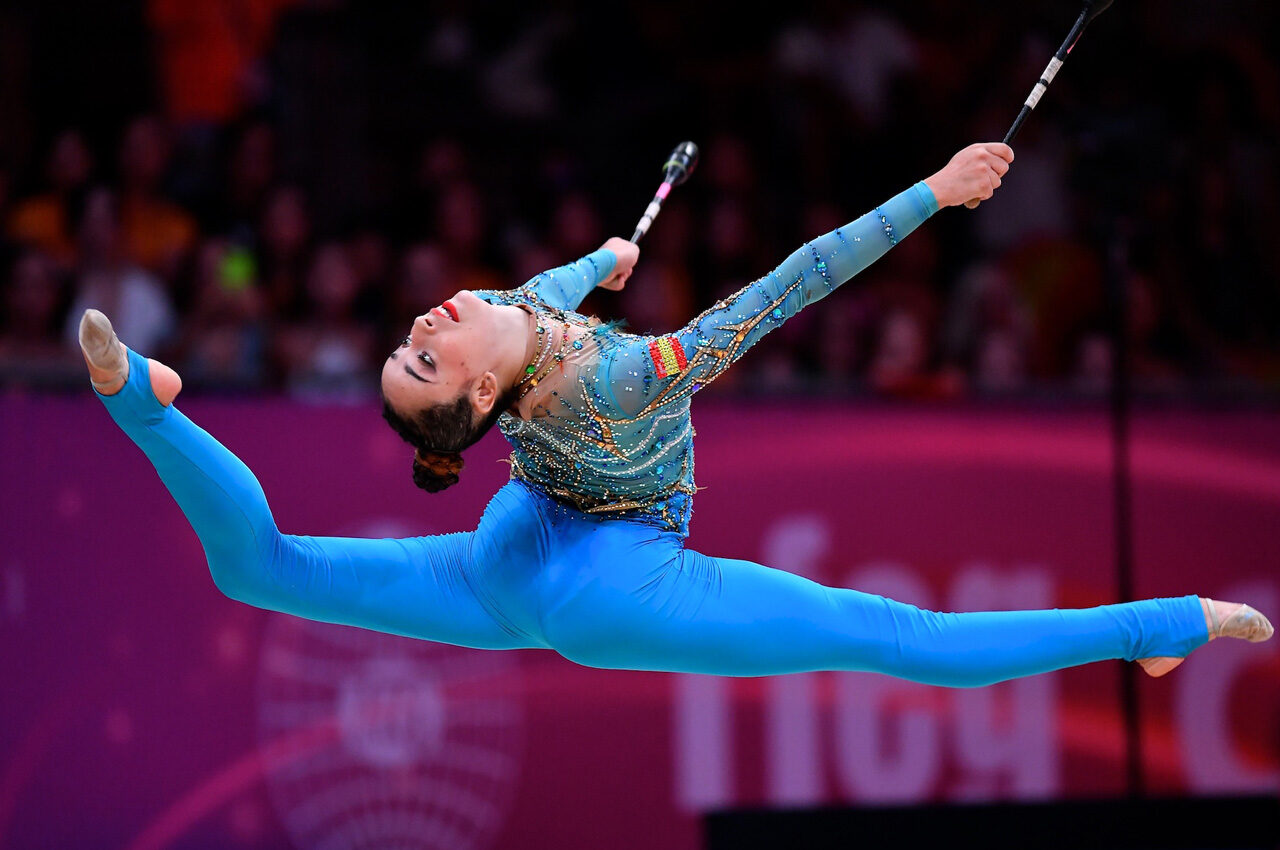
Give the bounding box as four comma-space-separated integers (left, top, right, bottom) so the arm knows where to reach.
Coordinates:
627, 274, 805, 417
484, 278, 806, 532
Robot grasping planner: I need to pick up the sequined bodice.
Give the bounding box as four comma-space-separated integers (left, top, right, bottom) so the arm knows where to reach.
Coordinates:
478, 287, 700, 533
477, 181, 937, 535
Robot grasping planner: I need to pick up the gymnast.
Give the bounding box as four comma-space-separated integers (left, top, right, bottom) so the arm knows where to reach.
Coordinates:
81, 141, 1271, 685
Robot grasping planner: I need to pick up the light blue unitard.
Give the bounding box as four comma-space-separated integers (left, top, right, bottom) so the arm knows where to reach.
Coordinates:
94, 182, 1208, 686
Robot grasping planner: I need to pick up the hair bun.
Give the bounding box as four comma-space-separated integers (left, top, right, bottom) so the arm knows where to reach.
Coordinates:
412, 449, 464, 492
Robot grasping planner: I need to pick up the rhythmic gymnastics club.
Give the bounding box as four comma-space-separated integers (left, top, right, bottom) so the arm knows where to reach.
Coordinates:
1003, 0, 1115, 144
630, 141, 699, 243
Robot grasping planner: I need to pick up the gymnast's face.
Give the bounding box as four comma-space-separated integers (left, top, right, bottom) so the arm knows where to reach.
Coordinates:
380, 290, 506, 420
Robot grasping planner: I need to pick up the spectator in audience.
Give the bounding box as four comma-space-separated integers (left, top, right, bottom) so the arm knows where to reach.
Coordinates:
1125, 271, 1188, 391
974, 330, 1028, 394
433, 181, 502, 293
944, 261, 1032, 394
870, 308, 928, 392
1069, 273, 1195, 396
1072, 331, 1111, 396
6, 129, 94, 267
391, 138, 471, 242
347, 225, 394, 324
257, 185, 312, 319
815, 299, 870, 386
274, 242, 376, 401
63, 186, 177, 356
868, 305, 960, 400
117, 115, 198, 280
1001, 235, 1104, 380
0, 249, 79, 385
213, 121, 277, 242
180, 239, 268, 388
773, 2, 921, 131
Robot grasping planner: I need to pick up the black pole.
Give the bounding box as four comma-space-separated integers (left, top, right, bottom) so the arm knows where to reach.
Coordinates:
1107, 217, 1142, 796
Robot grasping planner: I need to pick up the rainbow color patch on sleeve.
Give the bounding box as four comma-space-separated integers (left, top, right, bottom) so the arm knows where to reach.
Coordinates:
647, 337, 688, 379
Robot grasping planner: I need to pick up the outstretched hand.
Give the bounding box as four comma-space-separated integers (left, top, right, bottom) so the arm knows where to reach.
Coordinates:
924, 143, 1014, 210
597, 237, 640, 291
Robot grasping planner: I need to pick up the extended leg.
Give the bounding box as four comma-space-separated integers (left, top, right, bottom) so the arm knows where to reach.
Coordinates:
546, 544, 1212, 685
90, 341, 533, 650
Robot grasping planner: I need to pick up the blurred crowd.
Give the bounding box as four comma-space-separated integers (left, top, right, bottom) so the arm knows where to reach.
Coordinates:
1, 0, 1277, 400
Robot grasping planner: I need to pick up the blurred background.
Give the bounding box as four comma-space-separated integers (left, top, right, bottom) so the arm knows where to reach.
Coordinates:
0, 1, 1276, 848
1, 0, 1278, 398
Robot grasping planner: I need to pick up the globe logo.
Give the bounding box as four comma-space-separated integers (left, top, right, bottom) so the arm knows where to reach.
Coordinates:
256, 519, 524, 850
336, 657, 447, 769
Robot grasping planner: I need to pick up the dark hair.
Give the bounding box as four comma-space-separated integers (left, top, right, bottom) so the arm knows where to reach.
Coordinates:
381, 388, 513, 493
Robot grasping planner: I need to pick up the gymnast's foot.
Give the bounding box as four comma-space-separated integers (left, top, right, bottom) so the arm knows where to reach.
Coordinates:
1138, 598, 1273, 678
78, 309, 182, 405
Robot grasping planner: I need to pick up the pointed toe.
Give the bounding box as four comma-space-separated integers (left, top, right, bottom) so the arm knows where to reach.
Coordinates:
1215, 603, 1273, 643
78, 309, 129, 389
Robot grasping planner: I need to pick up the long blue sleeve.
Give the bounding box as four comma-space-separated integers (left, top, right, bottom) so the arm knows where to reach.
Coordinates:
603, 182, 938, 417
521, 248, 617, 311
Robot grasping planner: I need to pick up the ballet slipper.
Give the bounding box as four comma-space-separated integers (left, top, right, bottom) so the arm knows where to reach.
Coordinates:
78, 309, 182, 405
1205, 600, 1274, 643
79, 308, 130, 393
1138, 599, 1273, 678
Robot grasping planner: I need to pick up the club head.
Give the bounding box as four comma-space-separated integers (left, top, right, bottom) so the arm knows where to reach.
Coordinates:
1084, 0, 1115, 23
662, 141, 700, 186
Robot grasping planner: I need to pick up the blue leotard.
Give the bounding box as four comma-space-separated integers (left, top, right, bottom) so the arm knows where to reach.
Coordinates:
92, 183, 1208, 684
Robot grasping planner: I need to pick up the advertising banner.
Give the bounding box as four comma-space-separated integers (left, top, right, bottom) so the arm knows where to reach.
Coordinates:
1, 399, 1275, 849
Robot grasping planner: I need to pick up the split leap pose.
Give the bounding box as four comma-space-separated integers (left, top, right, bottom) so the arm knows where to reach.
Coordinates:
82, 142, 1271, 685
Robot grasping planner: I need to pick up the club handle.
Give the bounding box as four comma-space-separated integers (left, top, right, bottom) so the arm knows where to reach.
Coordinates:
1003, 4, 1095, 145
630, 182, 671, 243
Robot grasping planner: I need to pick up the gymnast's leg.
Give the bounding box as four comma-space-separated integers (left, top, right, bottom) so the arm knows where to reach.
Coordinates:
81, 310, 535, 650
545, 534, 1270, 685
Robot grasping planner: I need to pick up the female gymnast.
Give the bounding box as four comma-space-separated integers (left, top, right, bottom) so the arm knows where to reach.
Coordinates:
81, 142, 1271, 685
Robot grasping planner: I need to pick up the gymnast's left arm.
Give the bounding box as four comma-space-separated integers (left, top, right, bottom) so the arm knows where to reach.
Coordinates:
600, 142, 1012, 415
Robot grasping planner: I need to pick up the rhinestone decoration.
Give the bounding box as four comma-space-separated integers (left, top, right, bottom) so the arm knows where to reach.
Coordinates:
876, 207, 897, 245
